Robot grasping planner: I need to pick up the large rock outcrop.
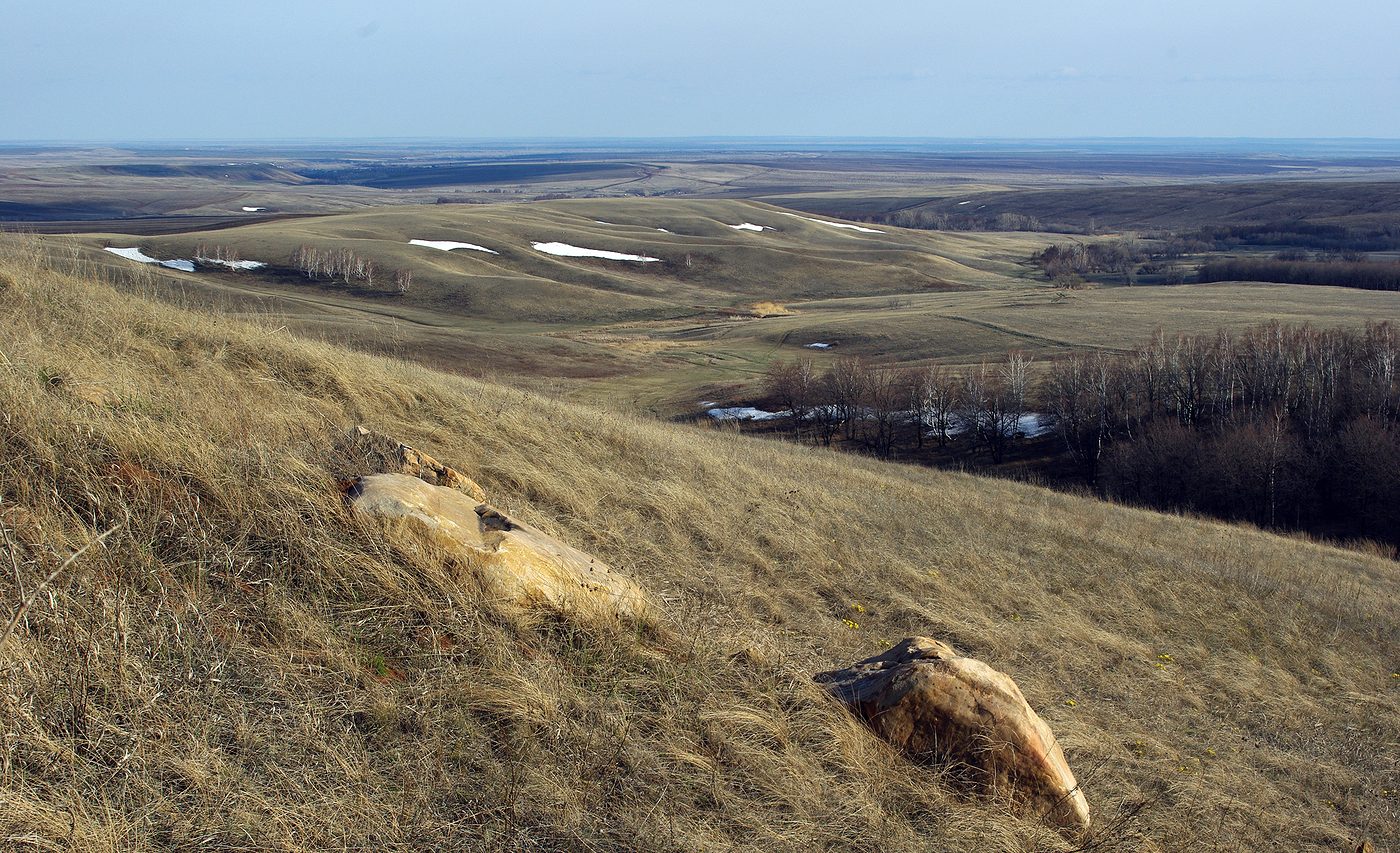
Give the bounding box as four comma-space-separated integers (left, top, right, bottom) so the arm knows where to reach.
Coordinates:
815, 637, 1090, 833
349, 472, 649, 620
344, 425, 487, 502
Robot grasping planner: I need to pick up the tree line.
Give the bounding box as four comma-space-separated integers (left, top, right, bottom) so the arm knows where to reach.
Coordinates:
761, 321, 1400, 547
193, 244, 243, 266
861, 209, 1066, 233
1045, 322, 1400, 544
1196, 257, 1400, 291
1186, 221, 1400, 254
764, 353, 1036, 462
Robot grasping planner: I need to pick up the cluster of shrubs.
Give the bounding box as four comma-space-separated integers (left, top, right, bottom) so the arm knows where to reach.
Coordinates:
1035, 239, 1145, 280
1030, 237, 1201, 286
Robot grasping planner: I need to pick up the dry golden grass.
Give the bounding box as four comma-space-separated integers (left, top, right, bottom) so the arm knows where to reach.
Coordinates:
0, 240, 1396, 851
749, 301, 796, 318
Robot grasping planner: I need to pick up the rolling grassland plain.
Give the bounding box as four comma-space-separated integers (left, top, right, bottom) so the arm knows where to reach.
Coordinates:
0, 239, 1395, 850
2, 141, 1398, 850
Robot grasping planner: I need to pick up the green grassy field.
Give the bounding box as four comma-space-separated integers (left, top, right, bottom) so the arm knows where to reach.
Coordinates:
38, 200, 1050, 399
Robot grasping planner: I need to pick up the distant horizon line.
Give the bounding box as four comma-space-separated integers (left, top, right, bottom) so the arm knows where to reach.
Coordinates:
5, 135, 1400, 147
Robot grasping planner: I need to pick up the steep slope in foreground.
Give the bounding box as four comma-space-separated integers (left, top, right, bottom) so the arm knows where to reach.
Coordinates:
0, 245, 1395, 851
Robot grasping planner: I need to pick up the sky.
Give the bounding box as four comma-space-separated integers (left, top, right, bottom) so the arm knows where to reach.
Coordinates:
3, 0, 1398, 141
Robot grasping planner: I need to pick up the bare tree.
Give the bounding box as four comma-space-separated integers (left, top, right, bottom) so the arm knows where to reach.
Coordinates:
865, 365, 903, 458
961, 352, 1033, 463
826, 357, 870, 442
765, 358, 820, 437
291, 245, 379, 287
1048, 351, 1120, 479
906, 365, 960, 449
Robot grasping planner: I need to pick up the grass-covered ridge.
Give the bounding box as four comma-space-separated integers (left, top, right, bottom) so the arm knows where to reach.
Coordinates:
0, 241, 1395, 850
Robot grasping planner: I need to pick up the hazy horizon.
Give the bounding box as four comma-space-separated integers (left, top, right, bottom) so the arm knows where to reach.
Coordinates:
7, 136, 1400, 146
4, 0, 1398, 141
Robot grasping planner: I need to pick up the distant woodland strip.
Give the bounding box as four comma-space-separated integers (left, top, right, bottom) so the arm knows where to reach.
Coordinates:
1196, 258, 1400, 291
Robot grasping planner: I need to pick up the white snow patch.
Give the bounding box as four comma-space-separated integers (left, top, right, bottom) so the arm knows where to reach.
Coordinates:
698, 400, 718, 408
1016, 413, 1055, 438
241, 206, 266, 212
104, 247, 161, 264
531, 242, 660, 262
804, 342, 832, 349
706, 407, 787, 421
104, 246, 195, 272
728, 222, 769, 232
593, 220, 614, 225
409, 239, 498, 255
656, 228, 670, 233
923, 412, 1055, 438
956, 201, 972, 205
198, 257, 266, 270
775, 212, 884, 233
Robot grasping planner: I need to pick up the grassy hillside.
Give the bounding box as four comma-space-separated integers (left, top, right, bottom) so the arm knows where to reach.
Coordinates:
1, 242, 1396, 850
40, 199, 1400, 418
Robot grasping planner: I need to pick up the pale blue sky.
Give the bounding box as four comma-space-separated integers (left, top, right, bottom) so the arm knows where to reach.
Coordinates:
3, 0, 1398, 140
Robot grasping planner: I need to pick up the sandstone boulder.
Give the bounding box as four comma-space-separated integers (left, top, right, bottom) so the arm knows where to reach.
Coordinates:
815, 637, 1090, 833
345, 425, 486, 501
349, 473, 648, 620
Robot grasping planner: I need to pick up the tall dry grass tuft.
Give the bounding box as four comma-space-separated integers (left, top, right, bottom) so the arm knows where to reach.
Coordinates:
0, 236, 1394, 850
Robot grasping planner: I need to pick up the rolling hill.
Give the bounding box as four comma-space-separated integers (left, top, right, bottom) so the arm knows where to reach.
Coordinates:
46, 198, 1400, 417
54, 199, 1051, 403
76, 199, 1037, 319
